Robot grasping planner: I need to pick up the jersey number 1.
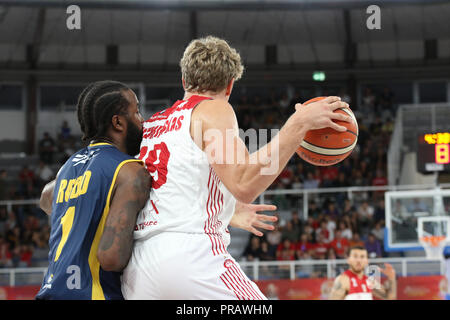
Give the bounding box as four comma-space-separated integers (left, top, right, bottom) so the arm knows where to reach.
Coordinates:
54, 206, 75, 262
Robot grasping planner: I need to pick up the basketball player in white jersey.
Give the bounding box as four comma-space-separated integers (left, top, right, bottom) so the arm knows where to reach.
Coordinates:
329, 246, 397, 300
121, 36, 353, 300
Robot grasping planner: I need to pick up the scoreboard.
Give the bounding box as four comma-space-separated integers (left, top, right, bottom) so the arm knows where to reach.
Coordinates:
417, 132, 450, 173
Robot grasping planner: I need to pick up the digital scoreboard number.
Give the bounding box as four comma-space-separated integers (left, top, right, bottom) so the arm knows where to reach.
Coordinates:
417, 132, 450, 173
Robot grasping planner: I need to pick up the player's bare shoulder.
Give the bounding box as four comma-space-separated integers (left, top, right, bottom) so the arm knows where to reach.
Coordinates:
329, 273, 350, 300
192, 98, 236, 124
190, 98, 238, 149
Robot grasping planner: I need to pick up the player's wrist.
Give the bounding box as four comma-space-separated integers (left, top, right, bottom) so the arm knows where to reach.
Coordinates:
284, 114, 309, 143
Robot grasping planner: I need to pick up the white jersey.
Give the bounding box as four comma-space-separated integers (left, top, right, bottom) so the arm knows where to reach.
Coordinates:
134, 95, 236, 255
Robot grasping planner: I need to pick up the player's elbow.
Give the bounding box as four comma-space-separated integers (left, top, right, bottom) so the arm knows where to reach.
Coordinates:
39, 189, 52, 215
97, 251, 127, 272
232, 185, 257, 204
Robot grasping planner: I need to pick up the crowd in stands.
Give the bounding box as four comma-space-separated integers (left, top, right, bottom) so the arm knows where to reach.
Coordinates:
0, 85, 396, 268
0, 121, 78, 268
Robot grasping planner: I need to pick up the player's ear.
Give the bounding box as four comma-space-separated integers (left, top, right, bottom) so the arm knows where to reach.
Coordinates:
225, 79, 234, 96
111, 114, 126, 133
182, 78, 186, 90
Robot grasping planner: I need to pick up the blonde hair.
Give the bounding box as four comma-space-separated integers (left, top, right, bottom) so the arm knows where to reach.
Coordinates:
179, 36, 244, 94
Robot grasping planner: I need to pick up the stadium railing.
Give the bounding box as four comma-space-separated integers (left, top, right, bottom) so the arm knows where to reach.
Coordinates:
0, 256, 445, 286
257, 183, 450, 220
238, 256, 446, 281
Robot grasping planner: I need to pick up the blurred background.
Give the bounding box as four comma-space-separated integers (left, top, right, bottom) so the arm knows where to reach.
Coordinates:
0, 0, 449, 300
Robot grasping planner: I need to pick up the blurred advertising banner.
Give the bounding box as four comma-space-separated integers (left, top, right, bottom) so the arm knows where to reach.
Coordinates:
0, 275, 447, 300
257, 275, 448, 300
0, 285, 40, 300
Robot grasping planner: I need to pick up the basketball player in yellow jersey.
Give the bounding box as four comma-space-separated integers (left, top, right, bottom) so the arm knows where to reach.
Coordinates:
329, 246, 397, 300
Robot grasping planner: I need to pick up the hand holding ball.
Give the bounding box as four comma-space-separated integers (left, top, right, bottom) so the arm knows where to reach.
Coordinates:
296, 97, 358, 166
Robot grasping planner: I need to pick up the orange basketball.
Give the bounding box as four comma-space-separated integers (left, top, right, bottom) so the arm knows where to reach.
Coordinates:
296, 97, 358, 166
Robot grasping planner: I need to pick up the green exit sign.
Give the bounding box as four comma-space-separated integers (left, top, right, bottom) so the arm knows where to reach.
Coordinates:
313, 71, 326, 81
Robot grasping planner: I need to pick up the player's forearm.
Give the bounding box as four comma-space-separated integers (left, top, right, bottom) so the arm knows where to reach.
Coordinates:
385, 278, 397, 300
234, 116, 308, 203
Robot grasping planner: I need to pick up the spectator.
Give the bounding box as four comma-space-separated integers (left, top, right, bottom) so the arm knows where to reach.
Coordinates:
60, 120, 72, 141
371, 169, 388, 200
349, 233, 365, 248
242, 235, 262, 261
315, 220, 332, 244
338, 220, 353, 240
313, 235, 329, 260
342, 199, 356, 216
320, 166, 339, 188
302, 221, 316, 243
279, 167, 293, 186
303, 172, 320, 189
18, 166, 36, 198
18, 244, 33, 267
308, 201, 321, 219
330, 230, 349, 259
281, 221, 300, 243
361, 87, 376, 114
0, 237, 13, 268
373, 199, 386, 223
259, 241, 274, 261
290, 211, 302, 235
365, 233, 383, 258
266, 223, 282, 257
371, 221, 385, 243
5, 210, 17, 231
276, 238, 295, 261
358, 201, 374, 222
295, 233, 314, 259
324, 201, 340, 220
6, 226, 21, 251
324, 215, 337, 239
38, 132, 56, 164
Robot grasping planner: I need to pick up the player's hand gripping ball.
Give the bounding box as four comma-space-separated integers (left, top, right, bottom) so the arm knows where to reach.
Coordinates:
296, 97, 358, 166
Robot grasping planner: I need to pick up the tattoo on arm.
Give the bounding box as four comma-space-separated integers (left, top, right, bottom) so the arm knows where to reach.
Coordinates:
329, 277, 347, 300
98, 166, 151, 270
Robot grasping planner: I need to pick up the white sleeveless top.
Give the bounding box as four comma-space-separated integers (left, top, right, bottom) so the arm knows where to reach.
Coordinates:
133, 95, 236, 255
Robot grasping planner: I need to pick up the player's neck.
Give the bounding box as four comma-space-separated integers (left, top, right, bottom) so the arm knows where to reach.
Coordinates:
91, 136, 127, 155
349, 268, 365, 279
184, 90, 229, 101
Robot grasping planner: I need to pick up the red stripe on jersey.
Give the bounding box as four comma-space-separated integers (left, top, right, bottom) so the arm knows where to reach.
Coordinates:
222, 270, 251, 300
224, 267, 255, 300
220, 274, 241, 300
221, 273, 244, 300
204, 170, 217, 255
230, 263, 263, 300
210, 179, 220, 254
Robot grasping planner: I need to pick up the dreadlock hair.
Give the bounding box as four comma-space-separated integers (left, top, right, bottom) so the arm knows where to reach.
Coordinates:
76, 80, 130, 142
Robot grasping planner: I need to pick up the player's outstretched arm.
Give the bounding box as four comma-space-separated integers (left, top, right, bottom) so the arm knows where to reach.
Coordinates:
97, 162, 151, 272
229, 202, 278, 237
329, 274, 349, 300
372, 263, 397, 300
192, 97, 351, 203
40, 179, 56, 215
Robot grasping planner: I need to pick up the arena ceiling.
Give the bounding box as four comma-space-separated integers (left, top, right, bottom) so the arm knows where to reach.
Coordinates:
0, 1, 449, 46
0, 0, 449, 83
